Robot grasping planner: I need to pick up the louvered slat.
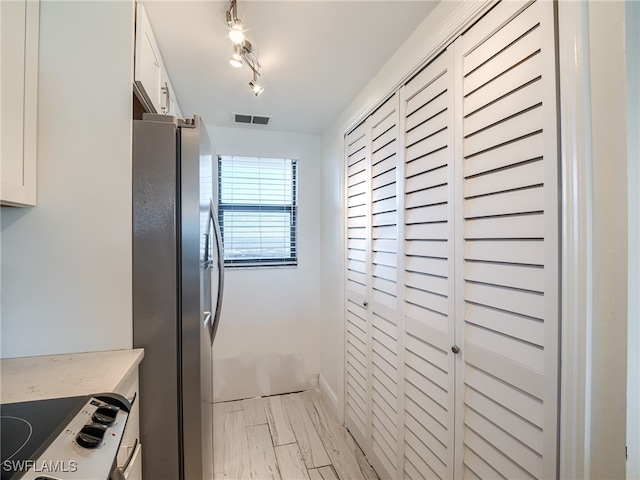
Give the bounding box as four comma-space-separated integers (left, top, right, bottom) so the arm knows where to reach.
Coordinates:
464, 387, 543, 455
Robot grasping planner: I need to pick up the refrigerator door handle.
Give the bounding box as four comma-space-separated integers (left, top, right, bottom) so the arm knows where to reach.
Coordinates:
209, 199, 224, 344
203, 232, 211, 267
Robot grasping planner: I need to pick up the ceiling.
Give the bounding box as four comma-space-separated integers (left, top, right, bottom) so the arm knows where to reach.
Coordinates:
142, 1, 439, 135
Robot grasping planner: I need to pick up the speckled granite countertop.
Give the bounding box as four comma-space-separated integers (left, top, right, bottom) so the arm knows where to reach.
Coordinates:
0, 348, 144, 403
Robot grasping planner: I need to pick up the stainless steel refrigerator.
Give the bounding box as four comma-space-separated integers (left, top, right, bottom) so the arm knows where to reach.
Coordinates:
132, 113, 224, 480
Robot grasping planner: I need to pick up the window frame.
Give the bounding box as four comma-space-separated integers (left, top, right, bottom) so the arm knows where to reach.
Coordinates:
217, 155, 298, 268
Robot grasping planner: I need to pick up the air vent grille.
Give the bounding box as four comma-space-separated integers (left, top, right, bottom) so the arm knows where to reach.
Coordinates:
252, 116, 269, 125
235, 114, 252, 124
232, 113, 271, 126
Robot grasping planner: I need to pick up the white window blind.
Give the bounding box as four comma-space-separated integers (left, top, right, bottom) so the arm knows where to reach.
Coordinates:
218, 155, 298, 267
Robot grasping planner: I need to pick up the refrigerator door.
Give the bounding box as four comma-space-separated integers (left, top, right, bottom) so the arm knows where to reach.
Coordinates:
133, 116, 182, 480
194, 116, 214, 480
178, 116, 206, 480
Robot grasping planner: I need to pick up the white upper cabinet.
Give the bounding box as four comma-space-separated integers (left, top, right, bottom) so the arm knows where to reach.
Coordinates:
160, 65, 181, 118
134, 3, 182, 118
134, 3, 162, 113
1, 0, 39, 207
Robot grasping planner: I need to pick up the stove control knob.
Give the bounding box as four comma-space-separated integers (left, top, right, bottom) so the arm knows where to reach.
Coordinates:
76, 423, 108, 449
92, 405, 120, 426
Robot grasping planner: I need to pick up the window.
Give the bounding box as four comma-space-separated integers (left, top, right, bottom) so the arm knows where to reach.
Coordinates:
217, 155, 297, 267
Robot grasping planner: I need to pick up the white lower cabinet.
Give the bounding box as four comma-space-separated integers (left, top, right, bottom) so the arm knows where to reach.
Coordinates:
121, 444, 142, 480
116, 369, 143, 480
343, 1, 560, 478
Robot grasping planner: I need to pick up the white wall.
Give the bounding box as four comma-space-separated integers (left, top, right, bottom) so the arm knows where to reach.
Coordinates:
0, 1, 135, 358
209, 125, 321, 402
587, 3, 629, 477
318, 124, 344, 411
627, 1, 640, 477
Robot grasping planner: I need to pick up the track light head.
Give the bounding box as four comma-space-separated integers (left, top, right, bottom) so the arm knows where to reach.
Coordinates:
229, 45, 243, 68
249, 79, 264, 96
228, 22, 245, 44
226, 0, 244, 44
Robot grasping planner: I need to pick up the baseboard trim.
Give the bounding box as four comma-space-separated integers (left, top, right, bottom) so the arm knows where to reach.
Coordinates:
318, 374, 339, 414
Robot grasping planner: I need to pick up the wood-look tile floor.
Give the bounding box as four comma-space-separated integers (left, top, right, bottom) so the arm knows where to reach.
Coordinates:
213, 390, 380, 480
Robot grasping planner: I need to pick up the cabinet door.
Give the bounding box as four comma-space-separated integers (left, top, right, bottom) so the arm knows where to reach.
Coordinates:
174, 101, 184, 122
134, 3, 161, 113
166, 79, 182, 119
400, 46, 457, 480
160, 66, 174, 115
111, 369, 144, 480
121, 444, 142, 480
455, 1, 559, 478
344, 121, 370, 448
1, 0, 39, 206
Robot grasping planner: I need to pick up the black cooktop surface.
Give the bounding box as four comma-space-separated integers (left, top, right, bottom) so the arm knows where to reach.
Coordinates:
0, 396, 87, 480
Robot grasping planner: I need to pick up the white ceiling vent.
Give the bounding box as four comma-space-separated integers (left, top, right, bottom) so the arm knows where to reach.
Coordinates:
232, 113, 271, 126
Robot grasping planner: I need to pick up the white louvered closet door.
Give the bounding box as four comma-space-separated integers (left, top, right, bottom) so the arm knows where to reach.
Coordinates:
368, 94, 401, 480
345, 121, 370, 448
343, 1, 560, 478
344, 94, 402, 479
455, 1, 559, 478
400, 46, 456, 480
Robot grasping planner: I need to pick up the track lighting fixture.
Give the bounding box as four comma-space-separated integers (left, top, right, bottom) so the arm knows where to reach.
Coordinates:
226, 0, 264, 96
